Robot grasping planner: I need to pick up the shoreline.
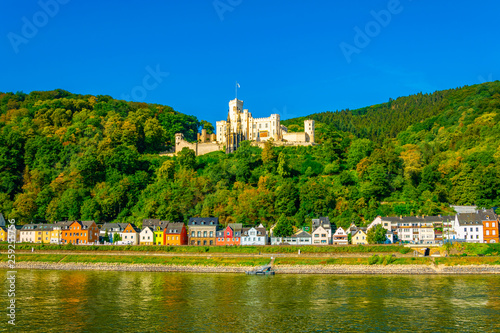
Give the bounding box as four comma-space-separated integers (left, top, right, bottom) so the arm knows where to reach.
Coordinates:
2, 261, 500, 274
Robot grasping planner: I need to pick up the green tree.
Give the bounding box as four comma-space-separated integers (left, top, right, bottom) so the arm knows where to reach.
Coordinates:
103, 229, 109, 243
177, 147, 196, 170
200, 120, 214, 134
273, 214, 294, 237
113, 233, 122, 243
277, 152, 290, 177
262, 138, 276, 166
367, 224, 387, 244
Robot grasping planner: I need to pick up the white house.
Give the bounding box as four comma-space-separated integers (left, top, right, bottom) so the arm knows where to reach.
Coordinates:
100, 223, 129, 243
140, 226, 155, 245
311, 217, 332, 245
455, 213, 484, 243
271, 230, 312, 245
332, 227, 348, 245
311, 225, 330, 245
20, 224, 38, 243
241, 224, 268, 245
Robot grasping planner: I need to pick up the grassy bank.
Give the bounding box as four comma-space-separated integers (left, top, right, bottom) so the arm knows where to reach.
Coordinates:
0, 254, 270, 267
4, 254, 500, 267
0, 243, 412, 254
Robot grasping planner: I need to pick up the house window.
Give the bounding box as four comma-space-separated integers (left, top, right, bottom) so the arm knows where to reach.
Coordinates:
203, 231, 207, 237
197, 231, 201, 237
210, 231, 213, 237
486, 230, 490, 236
486, 222, 489, 228
476, 228, 478, 232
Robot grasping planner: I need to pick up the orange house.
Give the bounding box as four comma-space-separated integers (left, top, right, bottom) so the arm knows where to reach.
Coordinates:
62, 221, 99, 245
482, 218, 499, 243
164, 222, 188, 245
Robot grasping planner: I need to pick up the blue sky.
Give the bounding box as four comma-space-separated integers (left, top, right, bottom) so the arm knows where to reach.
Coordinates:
1, 0, 499, 125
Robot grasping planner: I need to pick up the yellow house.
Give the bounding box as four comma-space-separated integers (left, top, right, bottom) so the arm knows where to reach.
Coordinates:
154, 226, 165, 245
38, 225, 54, 244
352, 229, 368, 245
0, 227, 8, 242
50, 227, 62, 244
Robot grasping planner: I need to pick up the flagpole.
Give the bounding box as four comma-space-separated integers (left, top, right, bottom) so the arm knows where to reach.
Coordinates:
235, 81, 238, 100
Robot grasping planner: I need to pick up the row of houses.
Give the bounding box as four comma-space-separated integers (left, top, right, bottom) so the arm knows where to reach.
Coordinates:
1, 208, 498, 246
366, 208, 499, 244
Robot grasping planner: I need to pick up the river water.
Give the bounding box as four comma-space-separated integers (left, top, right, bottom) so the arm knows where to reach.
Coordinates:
1, 269, 499, 332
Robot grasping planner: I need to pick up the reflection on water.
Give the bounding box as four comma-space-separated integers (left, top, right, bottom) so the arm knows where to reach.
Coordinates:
1, 270, 499, 332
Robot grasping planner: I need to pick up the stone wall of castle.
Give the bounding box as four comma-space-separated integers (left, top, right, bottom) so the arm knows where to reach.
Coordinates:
175, 133, 223, 156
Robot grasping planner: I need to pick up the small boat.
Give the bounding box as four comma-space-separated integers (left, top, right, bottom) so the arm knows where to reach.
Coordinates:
246, 265, 275, 275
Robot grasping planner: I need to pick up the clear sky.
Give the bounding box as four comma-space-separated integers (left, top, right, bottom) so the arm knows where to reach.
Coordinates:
1, 0, 499, 125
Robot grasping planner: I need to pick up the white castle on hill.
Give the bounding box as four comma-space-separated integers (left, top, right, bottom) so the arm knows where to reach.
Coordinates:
173, 98, 315, 156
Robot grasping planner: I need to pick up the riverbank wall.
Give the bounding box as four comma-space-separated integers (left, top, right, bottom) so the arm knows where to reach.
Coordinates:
2, 262, 500, 274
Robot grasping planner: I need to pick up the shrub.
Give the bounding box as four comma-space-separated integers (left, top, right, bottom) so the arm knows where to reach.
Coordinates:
368, 255, 379, 265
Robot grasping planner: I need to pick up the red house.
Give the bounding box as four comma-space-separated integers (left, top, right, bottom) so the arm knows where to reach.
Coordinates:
216, 223, 242, 246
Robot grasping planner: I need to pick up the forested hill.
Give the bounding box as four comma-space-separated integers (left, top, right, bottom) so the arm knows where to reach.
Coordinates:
282, 81, 500, 143
1, 83, 499, 230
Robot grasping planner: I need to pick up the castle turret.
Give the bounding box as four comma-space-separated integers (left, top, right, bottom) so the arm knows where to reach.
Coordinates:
304, 119, 315, 143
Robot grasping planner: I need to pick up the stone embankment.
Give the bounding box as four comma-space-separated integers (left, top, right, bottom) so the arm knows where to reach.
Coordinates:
0, 262, 250, 273
2, 261, 500, 274
274, 265, 500, 274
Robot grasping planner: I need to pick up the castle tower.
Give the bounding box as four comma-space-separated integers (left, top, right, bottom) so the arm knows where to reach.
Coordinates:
304, 119, 315, 143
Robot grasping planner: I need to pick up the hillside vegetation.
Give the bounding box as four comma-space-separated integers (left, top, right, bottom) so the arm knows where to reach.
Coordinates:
1, 82, 499, 229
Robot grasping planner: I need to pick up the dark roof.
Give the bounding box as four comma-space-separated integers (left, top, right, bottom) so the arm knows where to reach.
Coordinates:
21, 224, 39, 230
165, 222, 184, 234
227, 223, 242, 231
294, 230, 312, 238
241, 227, 267, 236
141, 226, 154, 233
381, 215, 455, 223
476, 209, 498, 221
101, 223, 129, 231
142, 219, 169, 228
188, 217, 219, 226
81, 221, 96, 228
312, 217, 331, 229
457, 213, 483, 226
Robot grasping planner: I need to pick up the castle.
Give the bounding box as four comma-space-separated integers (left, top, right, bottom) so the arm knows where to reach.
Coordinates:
173, 98, 315, 156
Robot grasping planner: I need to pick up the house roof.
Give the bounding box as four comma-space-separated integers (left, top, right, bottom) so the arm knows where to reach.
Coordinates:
227, 223, 242, 231
241, 226, 267, 236
293, 230, 312, 238
21, 224, 39, 230
457, 213, 483, 226
101, 223, 129, 231
312, 216, 331, 229
352, 229, 367, 236
165, 222, 184, 234
81, 221, 96, 229
476, 209, 498, 221
381, 215, 455, 223
140, 226, 154, 233
188, 217, 219, 226
142, 219, 169, 228
54, 221, 72, 229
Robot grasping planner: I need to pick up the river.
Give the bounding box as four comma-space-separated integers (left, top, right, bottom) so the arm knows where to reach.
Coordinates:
2, 270, 499, 332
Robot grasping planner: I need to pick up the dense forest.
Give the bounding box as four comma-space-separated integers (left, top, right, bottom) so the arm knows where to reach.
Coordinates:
1, 82, 499, 230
